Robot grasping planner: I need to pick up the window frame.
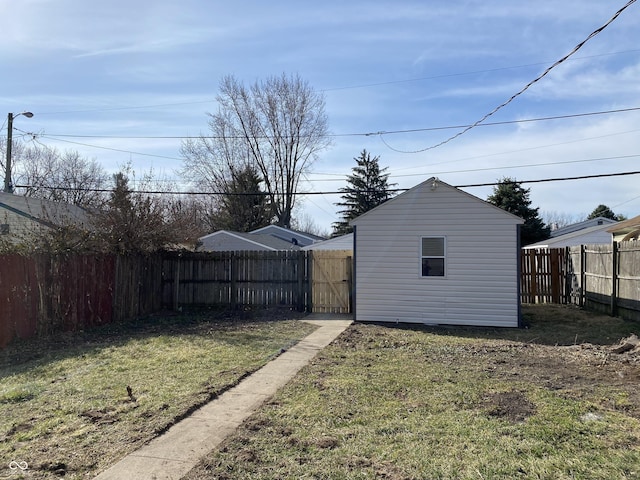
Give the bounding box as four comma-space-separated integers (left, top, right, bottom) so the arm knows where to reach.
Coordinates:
420, 236, 446, 277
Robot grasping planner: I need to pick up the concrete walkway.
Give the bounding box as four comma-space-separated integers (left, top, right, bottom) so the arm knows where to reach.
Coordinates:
95, 315, 352, 480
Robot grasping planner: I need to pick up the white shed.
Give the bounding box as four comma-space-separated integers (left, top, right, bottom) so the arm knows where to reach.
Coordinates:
350, 178, 524, 327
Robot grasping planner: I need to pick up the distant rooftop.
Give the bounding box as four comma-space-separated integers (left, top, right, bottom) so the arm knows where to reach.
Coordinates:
550, 217, 617, 238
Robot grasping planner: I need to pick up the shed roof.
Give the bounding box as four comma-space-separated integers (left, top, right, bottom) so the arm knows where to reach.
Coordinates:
350, 177, 524, 226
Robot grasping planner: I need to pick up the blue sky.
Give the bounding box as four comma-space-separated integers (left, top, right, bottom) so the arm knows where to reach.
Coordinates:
2, 0, 639, 233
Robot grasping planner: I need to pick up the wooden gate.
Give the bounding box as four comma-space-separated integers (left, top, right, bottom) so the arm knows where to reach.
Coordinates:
310, 250, 353, 313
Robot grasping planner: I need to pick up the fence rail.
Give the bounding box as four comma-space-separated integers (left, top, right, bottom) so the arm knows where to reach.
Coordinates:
521, 241, 640, 321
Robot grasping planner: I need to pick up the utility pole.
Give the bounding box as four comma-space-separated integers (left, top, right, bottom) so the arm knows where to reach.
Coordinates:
4, 113, 15, 193
4, 111, 33, 194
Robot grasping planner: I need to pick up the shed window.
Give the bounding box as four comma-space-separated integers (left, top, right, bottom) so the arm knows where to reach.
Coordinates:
421, 237, 445, 277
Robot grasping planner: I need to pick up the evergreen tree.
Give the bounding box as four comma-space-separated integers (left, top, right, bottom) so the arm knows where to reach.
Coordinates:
587, 204, 626, 221
213, 165, 273, 231
487, 177, 550, 246
332, 150, 396, 236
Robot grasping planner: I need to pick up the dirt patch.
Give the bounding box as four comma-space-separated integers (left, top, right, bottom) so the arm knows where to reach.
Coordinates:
336, 320, 640, 420
483, 390, 536, 423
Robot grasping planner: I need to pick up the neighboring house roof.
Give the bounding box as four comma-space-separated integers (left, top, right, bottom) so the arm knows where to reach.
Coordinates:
523, 222, 616, 249
302, 233, 353, 251
0, 192, 90, 237
249, 225, 325, 247
198, 230, 301, 251
550, 216, 617, 237
607, 215, 640, 242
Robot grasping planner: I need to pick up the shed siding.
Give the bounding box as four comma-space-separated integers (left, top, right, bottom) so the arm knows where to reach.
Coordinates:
353, 181, 521, 327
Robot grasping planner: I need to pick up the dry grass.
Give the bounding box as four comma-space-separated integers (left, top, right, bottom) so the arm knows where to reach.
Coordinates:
0, 308, 316, 479
184, 305, 640, 480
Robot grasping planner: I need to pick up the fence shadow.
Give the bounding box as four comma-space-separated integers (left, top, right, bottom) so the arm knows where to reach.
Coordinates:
0, 307, 306, 377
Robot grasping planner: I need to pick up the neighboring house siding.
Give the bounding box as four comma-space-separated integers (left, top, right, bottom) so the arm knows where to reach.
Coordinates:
352, 181, 522, 327
0, 208, 48, 242
0, 192, 90, 244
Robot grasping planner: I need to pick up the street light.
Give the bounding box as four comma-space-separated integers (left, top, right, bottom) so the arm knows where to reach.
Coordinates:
4, 111, 34, 194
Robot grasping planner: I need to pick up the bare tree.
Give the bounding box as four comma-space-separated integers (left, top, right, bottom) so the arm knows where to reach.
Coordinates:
8, 142, 109, 209
541, 211, 583, 231
181, 73, 331, 228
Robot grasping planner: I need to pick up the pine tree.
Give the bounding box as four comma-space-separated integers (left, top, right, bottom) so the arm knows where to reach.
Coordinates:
213, 165, 273, 231
487, 177, 550, 246
332, 150, 395, 236
587, 204, 626, 221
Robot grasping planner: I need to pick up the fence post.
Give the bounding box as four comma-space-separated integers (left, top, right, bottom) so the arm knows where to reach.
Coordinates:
611, 241, 618, 317
580, 245, 585, 308
296, 251, 305, 312
172, 255, 180, 311
306, 251, 313, 313
550, 249, 560, 304
530, 251, 538, 303
564, 247, 570, 304
230, 252, 238, 310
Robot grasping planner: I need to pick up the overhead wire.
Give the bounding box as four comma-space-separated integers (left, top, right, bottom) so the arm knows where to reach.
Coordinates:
32, 106, 640, 140
15, 169, 640, 196
379, 0, 638, 154
16, 104, 640, 164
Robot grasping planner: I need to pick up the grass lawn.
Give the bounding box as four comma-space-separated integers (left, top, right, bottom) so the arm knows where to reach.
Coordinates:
0, 308, 316, 479
184, 305, 640, 480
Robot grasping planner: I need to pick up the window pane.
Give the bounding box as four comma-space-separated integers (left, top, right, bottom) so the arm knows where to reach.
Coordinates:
422, 237, 444, 256
422, 258, 445, 276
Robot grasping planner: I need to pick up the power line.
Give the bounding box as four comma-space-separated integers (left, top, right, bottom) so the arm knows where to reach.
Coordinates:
15, 169, 640, 196
31, 105, 640, 140
457, 170, 640, 188
34, 134, 184, 161
380, 0, 638, 154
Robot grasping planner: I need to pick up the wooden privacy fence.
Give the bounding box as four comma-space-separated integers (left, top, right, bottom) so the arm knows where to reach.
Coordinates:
521, 241, 640, 321
0, 254, 162, 347
162, 251, 308, 311
161, 250, 354, 314
520, 248, 567, 304
309, 250, 353, 313
0, 250, 354, 346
